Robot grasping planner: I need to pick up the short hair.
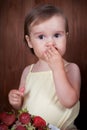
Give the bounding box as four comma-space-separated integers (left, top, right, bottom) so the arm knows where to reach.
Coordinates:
24, 3, 69, 37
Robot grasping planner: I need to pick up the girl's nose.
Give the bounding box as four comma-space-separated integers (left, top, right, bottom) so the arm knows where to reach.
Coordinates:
46, 42, 55, 46
46, 37, 55, 46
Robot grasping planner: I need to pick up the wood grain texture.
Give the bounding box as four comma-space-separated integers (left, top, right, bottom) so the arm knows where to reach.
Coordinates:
0, 0, 87, 129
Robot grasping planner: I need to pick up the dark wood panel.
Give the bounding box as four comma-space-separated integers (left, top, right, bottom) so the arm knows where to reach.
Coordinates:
0, 0, 87, 129
0, 0, 37, 110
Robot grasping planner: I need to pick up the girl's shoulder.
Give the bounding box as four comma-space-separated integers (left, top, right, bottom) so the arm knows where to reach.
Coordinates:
22, 64, 34, 76
65, 61, 80, 72
65, 61, 81, 82
21, 64, 33, 81
19, 64, 34, 87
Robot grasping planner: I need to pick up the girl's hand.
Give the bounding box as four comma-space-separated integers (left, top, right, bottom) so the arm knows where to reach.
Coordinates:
43, 45, 63, 71
19, 87, 25, 95
8, 87, 25, 109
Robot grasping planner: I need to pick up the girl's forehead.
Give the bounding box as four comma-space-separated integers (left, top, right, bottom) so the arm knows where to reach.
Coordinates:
30, 16, 65, 32
31, 15, 65, 26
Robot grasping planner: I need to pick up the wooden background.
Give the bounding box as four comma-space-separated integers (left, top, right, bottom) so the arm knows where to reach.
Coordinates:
0, 0, 87, 129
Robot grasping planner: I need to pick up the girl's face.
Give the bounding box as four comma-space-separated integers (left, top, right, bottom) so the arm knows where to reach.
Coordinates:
26, 15, 68, 59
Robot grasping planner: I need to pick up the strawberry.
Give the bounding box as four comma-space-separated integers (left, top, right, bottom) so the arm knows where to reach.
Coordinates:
15, 125, 27, 130
0, 123, 8, 130
19, 112, 31, 124
0, 112, 6, 122
0, 113, 2, 122
33, 116, 46, 128
0, 112, 16, 126
38, 128, 45, 130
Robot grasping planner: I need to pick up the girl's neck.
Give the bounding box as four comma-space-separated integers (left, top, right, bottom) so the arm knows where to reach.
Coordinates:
32, 59, 68, 72
32, 60, 50, 72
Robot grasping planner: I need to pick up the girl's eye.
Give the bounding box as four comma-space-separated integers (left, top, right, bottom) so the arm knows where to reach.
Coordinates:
38, 35, 44, 39
54, 33, 61, 38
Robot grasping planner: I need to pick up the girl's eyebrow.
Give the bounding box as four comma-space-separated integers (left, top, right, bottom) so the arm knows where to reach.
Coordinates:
30, 32, 44, 36
55, 31, 65, 34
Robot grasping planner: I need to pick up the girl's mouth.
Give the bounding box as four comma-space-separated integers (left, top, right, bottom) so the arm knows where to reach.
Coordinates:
55, 47, 58, 51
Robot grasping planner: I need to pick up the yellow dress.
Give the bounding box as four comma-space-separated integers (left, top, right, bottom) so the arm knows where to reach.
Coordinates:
22, 64, 80, 130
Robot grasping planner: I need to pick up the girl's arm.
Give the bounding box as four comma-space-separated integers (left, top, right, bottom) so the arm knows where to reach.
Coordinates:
8, 65, 30, 110
43, 46, 81, 108
52, 61, 81, 108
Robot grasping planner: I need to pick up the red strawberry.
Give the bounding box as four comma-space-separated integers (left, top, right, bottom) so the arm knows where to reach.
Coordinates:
33, 116, 46, 128
19, 112, 30, 124
0, 113, 2, 121
38, 128, 44, 130
0, 112, 6, 122
0, 112, 16, 126
15, 125, 27, 130
0, 123, 8, 130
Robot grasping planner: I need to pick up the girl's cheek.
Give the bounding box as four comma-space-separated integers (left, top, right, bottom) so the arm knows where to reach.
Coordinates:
40, 51, 46, 59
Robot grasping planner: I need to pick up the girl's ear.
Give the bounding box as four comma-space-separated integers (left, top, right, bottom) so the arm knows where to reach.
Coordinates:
66, 32, 69, 39
25, 35, 33, 48
66, 32, 69, 36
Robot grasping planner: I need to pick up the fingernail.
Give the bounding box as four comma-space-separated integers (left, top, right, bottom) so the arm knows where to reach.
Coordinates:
19, 87, 25, 93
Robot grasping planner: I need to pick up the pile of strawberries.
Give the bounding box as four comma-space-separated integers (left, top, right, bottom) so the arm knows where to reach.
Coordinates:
0, 108, 50, 130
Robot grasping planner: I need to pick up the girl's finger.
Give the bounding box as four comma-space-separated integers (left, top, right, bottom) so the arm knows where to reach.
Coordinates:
19, 87, 25, 93
19, 87, 25, 96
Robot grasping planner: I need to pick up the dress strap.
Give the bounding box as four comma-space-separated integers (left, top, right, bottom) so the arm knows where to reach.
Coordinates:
64, 62, 70, 72
29, 64, 34, 72
64, 62, 70, 67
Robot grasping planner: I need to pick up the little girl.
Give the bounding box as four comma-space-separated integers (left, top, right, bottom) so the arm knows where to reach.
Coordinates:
8, 4, 81, 130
